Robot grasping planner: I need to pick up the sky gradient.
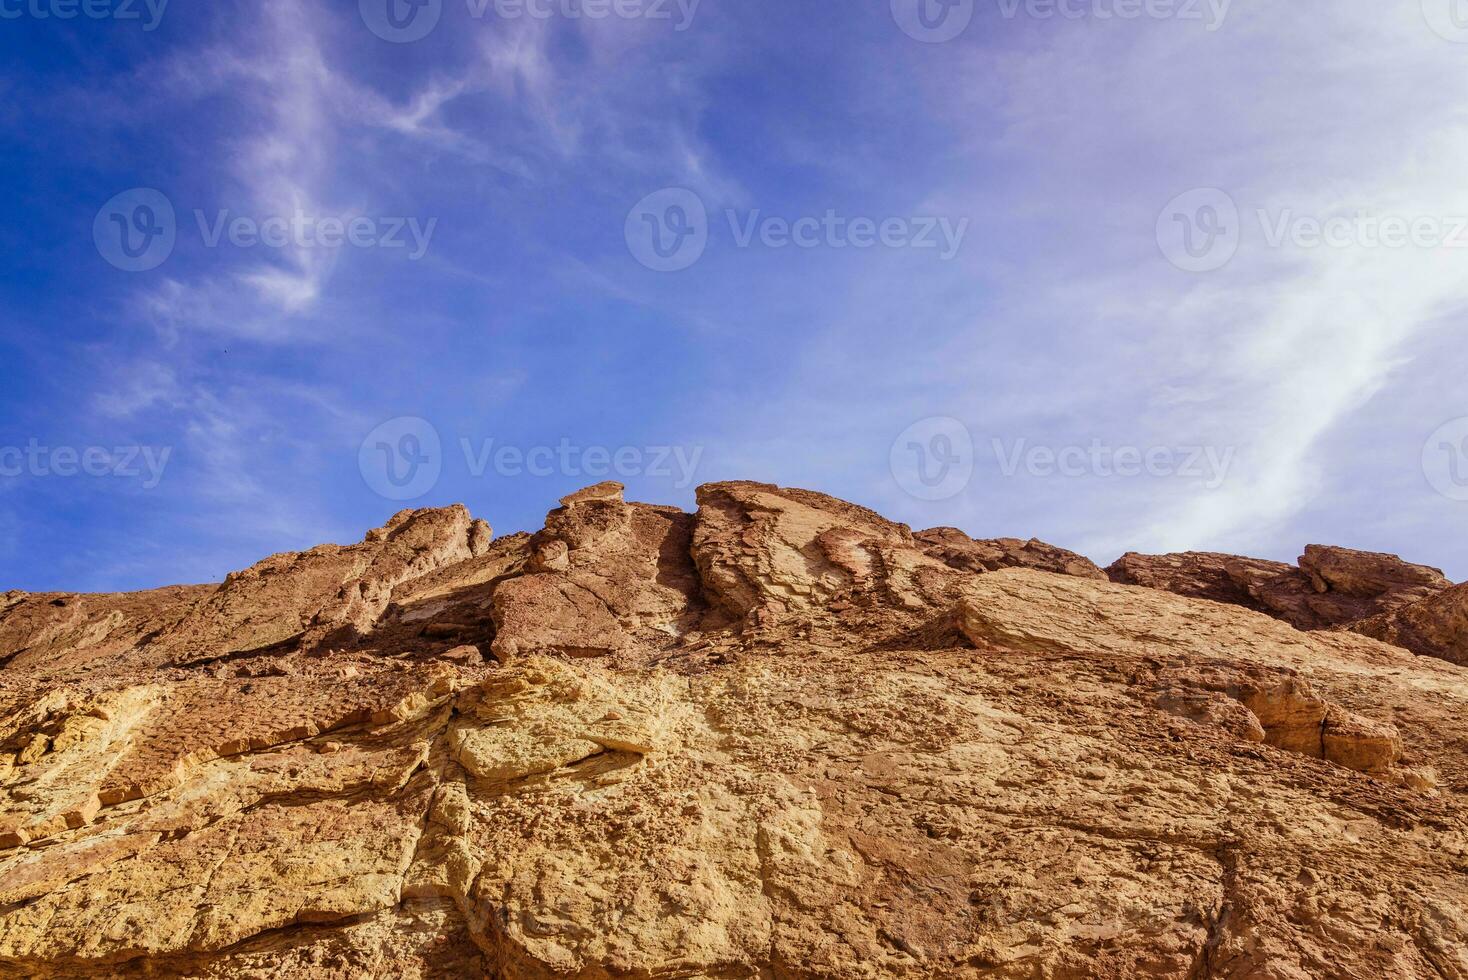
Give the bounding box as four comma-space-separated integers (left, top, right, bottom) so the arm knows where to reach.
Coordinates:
3, 0, 1468, 592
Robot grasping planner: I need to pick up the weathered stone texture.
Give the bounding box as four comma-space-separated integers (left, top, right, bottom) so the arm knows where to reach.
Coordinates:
2, 484, 1467, 978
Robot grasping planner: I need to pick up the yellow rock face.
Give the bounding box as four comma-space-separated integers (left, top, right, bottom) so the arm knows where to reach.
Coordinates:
2, 484, 1467, 978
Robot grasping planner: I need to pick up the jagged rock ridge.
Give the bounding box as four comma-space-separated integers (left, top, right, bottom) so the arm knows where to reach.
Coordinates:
1, 481, 1467, 979
1107, 545, 1463, 662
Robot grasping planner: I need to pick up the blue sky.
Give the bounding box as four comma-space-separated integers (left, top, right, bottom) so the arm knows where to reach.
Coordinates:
3, 0, 1468, 592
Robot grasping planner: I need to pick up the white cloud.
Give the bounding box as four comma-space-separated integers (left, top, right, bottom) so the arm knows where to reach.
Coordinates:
835, 4, 1468, 558
92, 361, 181, 419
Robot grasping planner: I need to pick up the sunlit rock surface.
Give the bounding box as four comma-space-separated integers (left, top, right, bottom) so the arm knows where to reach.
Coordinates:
3, 482, 1467, 978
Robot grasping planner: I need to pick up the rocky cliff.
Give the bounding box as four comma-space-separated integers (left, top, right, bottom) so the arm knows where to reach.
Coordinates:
2, 482, 1467, 978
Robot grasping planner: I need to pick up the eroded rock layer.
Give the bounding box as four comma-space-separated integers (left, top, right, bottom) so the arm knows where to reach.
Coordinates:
2, 482, 1467, 979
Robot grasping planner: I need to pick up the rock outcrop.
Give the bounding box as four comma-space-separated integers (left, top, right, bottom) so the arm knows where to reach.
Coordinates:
1105, 551, 1295, 613
1109, 544, 1452, 633
489, 482, 704, 661
915, 527, 1106, 580
2, 483, 1467, 979
1353, 582, 1468, 666
158, 505, 494, 666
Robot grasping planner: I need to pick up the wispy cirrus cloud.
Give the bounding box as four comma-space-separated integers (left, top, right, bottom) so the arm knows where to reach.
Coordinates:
804, 3, 1468, 563
8, 0, 1468, 593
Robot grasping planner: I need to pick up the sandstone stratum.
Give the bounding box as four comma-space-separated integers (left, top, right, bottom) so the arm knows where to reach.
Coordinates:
2, 481, 1467, 978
